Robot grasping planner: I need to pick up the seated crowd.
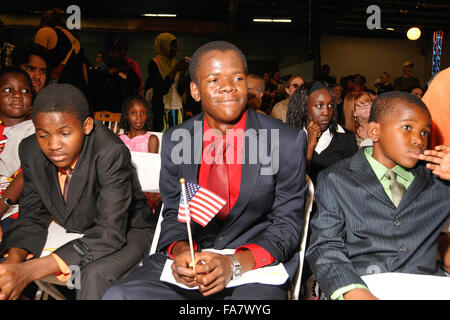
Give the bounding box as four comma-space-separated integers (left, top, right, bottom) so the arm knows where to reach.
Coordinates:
0, 11, 448, 301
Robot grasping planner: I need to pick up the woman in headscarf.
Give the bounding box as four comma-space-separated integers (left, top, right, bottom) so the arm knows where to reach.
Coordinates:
144, 33, 189, 132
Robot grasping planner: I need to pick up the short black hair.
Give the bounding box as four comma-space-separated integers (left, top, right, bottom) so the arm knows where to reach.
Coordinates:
286, 81, 338, 133
12, 43, 49, 68
119, 95, 152, 133
32, 83, 90, 124
189, 40, 247, 84
0, 66, 32, 89
369, 91, 429, 123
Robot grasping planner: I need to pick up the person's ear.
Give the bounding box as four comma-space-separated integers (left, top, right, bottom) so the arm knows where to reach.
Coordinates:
367, 121, 380, 142
190, 81, 201, 102
83, 117, 94, 135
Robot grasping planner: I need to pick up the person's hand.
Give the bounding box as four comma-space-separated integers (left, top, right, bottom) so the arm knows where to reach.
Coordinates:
343, 288, 379, 300
175, 59, 189, 73
171, 245, 197, 288
0, 262, 32, 300
193, 251, 233, 296
108, 67, 118, 74
306, 120, 322, 148
415, 145, 450, 181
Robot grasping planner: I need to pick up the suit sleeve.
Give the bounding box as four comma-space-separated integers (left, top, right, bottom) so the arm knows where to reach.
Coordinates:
0, 140, 51, 258
54, 143, 133, 268
305, 170, 367, 298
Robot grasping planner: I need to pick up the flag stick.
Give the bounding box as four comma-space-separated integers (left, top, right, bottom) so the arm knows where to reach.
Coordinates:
180, 178, 196, 273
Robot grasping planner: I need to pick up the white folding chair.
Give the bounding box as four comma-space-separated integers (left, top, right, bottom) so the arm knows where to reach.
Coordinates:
289, 175, 314, 300
130, 151, 161, 192
129, 151, 164, 256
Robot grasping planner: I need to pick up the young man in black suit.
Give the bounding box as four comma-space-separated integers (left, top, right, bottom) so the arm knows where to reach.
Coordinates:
0, 83, 155, 300
103, 41, 308, 300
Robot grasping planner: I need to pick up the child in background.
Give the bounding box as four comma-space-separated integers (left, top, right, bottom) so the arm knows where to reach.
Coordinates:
119, 95, 159, 153
0, 67, 35, 239
119, 95, 161, 213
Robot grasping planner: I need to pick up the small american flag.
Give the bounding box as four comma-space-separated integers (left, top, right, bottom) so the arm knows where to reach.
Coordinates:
178, 182, 226, 227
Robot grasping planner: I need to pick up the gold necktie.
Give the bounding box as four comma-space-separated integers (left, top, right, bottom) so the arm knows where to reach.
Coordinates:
384, 169, 406, 207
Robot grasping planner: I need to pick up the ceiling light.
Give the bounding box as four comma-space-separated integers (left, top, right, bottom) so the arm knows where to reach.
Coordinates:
386, 27, 395, 31
253, 19, 273, 22
407, 27, 421, 40
143, 13, 177, 17
253, 18, 291, 23
272, 19, 291, 23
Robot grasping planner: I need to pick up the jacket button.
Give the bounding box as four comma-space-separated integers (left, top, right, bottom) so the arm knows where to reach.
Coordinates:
399, 246, 407, 252
394, 220, 400, 226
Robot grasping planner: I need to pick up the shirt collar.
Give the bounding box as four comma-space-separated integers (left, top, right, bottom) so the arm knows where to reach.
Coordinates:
303, 124, 345, 155
363, 146, 414, 182
58, 156, 79, 174
202, 110, 247, 152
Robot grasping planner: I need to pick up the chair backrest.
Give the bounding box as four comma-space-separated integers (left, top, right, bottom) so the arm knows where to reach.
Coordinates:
149, 203, 164, 255
290, 175, 315, 300
129, 150, 164, 256
94, 111, 121, 135
130, 151, 161, 193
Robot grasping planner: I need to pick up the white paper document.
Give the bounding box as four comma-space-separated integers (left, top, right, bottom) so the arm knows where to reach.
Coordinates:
160, 248, 289, 290
40, 220, 84, 257
361, 272, 450, 300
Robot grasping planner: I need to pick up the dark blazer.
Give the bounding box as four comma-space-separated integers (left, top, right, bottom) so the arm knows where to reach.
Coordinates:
1, 121, 154, 268
157, 108, 308, 280
306, 148, 450, 298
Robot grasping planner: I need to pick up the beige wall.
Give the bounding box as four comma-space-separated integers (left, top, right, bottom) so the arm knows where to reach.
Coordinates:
320, 35, 431, 90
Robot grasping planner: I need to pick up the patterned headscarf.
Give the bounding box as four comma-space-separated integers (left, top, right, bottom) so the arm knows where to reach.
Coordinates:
154, 32, 177, 79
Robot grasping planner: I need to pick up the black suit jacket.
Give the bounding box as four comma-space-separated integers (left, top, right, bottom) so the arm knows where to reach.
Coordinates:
306, 148, 450, 298
157, 108, 308, 280
1, 121, 154, 268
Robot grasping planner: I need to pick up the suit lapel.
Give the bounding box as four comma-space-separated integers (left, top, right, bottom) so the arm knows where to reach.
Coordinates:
350, 149, 396, 209
37, 156, 66, 219
63, 131, 93, 222
182, 114, 203, 184
396, 164, 430, 212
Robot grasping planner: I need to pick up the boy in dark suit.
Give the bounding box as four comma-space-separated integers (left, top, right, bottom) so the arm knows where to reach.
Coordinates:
306, 91, 450, 300
0, 83, 155, 300
104, 41, 307, 300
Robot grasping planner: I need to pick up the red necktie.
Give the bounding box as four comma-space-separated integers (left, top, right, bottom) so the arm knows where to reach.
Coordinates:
62, 166, 74, 202
206, 139, 230, 219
